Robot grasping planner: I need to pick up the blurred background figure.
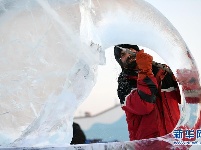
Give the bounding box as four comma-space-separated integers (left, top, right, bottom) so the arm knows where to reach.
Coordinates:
71, 122, 86, 145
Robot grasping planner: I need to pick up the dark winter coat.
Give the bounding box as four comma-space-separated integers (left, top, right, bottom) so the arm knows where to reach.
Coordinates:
117, 64, 181, 140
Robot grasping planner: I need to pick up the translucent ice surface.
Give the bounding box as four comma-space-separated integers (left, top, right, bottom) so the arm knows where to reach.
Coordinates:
0, 0, 200, 149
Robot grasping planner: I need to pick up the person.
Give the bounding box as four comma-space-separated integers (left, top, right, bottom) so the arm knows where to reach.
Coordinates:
71, 122, 86, 144
114, 44, 181, 141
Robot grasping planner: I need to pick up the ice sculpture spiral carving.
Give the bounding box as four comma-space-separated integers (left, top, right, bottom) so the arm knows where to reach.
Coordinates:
0, 0, 200, 149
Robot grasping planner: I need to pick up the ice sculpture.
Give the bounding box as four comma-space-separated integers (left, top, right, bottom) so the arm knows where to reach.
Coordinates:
0, 0, 200, 149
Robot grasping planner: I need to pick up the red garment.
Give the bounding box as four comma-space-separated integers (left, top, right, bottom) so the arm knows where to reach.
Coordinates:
121, 68, 181, 141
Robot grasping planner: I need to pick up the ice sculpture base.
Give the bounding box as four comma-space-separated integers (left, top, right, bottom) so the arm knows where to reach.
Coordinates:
0, 140, 192, 150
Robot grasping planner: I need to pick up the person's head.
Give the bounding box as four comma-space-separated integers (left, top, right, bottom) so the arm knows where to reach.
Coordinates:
114, 44, 140, 70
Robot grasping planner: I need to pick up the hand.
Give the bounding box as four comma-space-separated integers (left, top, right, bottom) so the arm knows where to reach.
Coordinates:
176, 68, 200, 90
176, 67, 201, 103
136, 50, 153, 79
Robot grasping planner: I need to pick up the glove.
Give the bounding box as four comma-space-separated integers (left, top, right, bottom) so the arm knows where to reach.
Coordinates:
136, 50, 153, 80
176, 67, 201, 103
